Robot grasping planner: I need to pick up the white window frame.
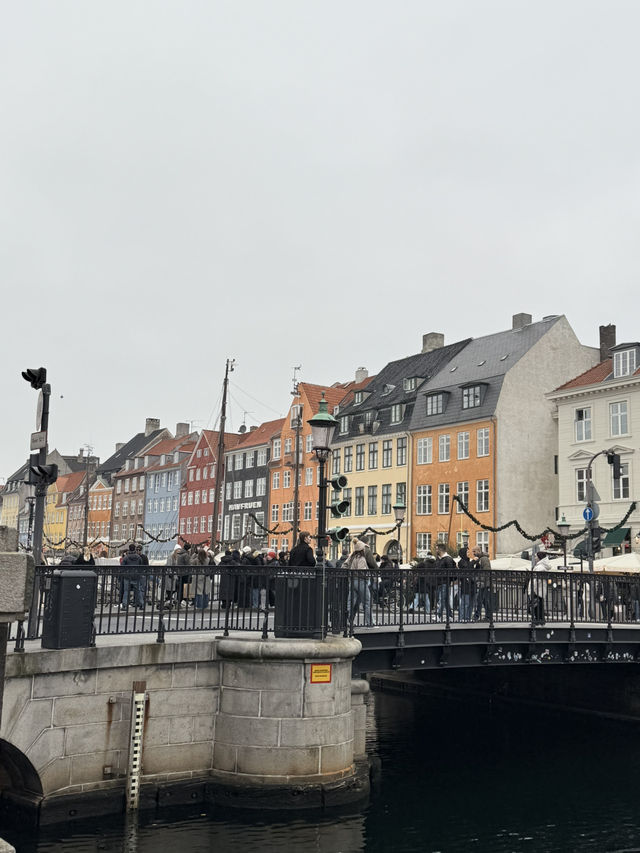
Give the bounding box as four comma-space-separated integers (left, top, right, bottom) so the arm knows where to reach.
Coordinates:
457, 432, 469, 460
416, 485, 432, 515
438, 435, 450, 462
477, 428, 490, 457
610, 401, 629, 437
575, 407, 592, 442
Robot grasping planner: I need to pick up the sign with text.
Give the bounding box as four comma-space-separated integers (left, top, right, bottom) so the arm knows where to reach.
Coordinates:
30, 430, 47, 451
310, 663, 332, 684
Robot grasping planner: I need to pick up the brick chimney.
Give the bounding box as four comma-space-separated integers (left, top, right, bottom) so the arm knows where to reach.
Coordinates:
512, 313, 532, 330
422, 333, 444, 353
175, 422, 190, 438
599, 324, 616, 362
355, 367, 368, 383
145, 418, 160, 436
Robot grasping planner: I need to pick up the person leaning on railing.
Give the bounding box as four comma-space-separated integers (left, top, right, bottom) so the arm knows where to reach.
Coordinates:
344, 538, 377, 627
472, 545, 492, 621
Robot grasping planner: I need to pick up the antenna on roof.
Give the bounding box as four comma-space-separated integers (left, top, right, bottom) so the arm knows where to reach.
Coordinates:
291, 364, 302, 396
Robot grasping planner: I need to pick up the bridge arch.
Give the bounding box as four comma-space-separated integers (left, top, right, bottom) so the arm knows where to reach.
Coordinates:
0, 738, 43, 799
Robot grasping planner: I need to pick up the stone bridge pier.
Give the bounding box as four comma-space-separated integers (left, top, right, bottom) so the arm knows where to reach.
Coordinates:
0, 632, 370, 825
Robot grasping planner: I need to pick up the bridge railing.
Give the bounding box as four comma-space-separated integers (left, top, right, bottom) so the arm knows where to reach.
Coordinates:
9, 564, 640, 646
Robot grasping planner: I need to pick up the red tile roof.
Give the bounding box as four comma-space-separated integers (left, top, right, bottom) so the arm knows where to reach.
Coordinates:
234, 418, 285, 449
554, 358, 640, 392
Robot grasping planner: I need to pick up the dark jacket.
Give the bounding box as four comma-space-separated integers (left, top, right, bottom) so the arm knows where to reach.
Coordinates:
289, 543, 316, 567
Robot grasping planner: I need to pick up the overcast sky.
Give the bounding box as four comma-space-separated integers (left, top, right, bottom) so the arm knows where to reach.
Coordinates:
2, 1, 639, 480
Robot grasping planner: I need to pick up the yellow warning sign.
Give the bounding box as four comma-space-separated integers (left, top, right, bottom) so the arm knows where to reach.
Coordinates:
310, 663, 332, 684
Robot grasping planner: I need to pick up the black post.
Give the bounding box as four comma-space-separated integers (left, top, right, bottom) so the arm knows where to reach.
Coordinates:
317, 454, 328, 638
27, 380, 51, 639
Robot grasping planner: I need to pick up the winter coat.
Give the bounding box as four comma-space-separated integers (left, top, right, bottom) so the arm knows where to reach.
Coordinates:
289, 543, 316, 568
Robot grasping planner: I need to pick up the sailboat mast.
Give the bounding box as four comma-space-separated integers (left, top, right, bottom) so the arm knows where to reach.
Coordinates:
212, 358, 234, 551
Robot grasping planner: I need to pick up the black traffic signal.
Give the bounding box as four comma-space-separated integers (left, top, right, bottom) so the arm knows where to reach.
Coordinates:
607, 451, 622, 481
22, 367, 47, 389
28, 463, 58, 487
591, 526, 603, 553
327, 526, 349, 543
329, 474, 350, 518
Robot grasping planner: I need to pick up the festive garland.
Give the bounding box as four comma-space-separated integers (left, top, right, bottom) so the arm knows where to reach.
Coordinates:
452, 496, 637, 543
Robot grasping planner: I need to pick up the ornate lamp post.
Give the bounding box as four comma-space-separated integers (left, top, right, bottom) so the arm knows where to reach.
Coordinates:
557, 513, 570, 567
307, 394, 338, 637
392, 501, 406, 565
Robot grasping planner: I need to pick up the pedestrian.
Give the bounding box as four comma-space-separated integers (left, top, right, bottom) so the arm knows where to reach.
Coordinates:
278, 550, 289, 566
472, 545, 493, 621
193, 545, 212, 610
74, 547, 95, 567
263, 549, 280, 607
175, 542, 192, 607
120, 543, 144, 609
218, 547, 237, 607
289, 531, 316, 567
344, 539, 375, 627
135, 544, 149, 607
434, 543, 456, 621
527, 551, 548, 626
456, 545, 474, 622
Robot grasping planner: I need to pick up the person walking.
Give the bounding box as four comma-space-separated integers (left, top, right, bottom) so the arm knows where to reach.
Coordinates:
120, 543, 144, 609
344, 539, 375, 627
527, 551, 548, 626
456, 545, 475, 622
434, 543, 456, 620
472, 545, 493, 621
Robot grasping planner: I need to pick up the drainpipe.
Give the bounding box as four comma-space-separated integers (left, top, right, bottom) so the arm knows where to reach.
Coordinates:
492, 417, 498, 558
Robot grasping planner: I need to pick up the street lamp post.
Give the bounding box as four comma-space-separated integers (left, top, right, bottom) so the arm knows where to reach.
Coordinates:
307, 394, 338, 638
392, 501, 407, 664
557, 514, 570, 567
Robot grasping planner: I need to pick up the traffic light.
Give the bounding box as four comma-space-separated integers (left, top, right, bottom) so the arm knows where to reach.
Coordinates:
21, 367, 47, 389
327, 526, 349, 543
591, 526, 603, 553
329, 475, 350, 518
607, 451, 622, 481
28, 463, 58, 487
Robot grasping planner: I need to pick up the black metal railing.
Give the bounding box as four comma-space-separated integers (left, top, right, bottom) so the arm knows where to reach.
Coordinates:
10, 564, 640, 647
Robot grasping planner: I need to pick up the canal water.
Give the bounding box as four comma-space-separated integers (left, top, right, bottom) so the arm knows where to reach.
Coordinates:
6, 685, 640, 853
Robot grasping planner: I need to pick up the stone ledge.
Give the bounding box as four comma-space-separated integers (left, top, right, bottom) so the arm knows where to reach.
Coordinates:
216, 637, 361, 661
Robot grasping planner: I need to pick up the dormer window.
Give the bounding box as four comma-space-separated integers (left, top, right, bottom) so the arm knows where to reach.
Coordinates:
426, 393, 445, 416
354, 391, 363, 405
290, 404, 302, 427
382, 383, 395, 396
390, 404, 404, 424
364, 410, 374, 425
403, 378, 417, 392
613, 348, 637, 378
462, 384, 484, 409
339, 415, 349, 434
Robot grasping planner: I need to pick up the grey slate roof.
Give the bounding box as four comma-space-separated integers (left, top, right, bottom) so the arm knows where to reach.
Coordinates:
333, 338, 471, 444
97, 428, 165, 484
409, 316, 561, 431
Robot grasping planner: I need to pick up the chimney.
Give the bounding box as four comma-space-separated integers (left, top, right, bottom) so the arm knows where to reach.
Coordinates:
422, 333, 444, 354
512, 313, 532, 330
175, 422, 190, 438
599, 324, 616, 362
249, 425, 258, 432
355, 367, 368, 384
115, 442, 124, 453
145, 418, 160, 436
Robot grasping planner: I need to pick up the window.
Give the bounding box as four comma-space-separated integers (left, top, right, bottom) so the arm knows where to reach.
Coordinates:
209, 488, 214, 502
367, 486, 377, 515
284, 438, 292, 454
456, 481, 469, 513
124, 479, 130, 494
332, 453, 340, 476
416, 533, 431, 555
575, 408, 592, 442
305, 435, 313, 453
354, 391, 363, 405
426, 394, 444, 416
343, 446, 353, 472
181, 492, 187, 506
340, 416, 349, 434
244, 480, 254, 498
233, 481, 242, 499
457, 432, 469, 460
305, 467, 313, 485
226, 456, 232, 471
256, 478, 266, 497
613, 463, 630, 500
416, 485, 432, 515
283, 470, 291, 488
391, 404, 404, 424
396, 437, 407, 466
272, 439, 281, 460
456, 530, 469, 550
304, 501, 312, 520
356, 444, 365, 471
272, 472, 280, 490
476, 531, 489, 551
438, 484, 450, 514
232, 514, 241, 538
575, 468, 588, 502
369, 442, 378, 470
122, 501, 129, 517
246, 452, 254, 468
476, 479, 489, 512
355, 487, 365, 516
403, 377, 417, 391
195, 491, 200, 505
271, 505, 279, 522
381, 440, 392, 468
417, 437, 432, 464
396, 482, 406, 507
114, 502, 120, 518
381, 484, 392, 514
225, 482, 232, 500
610, 401, 628, 436
189, 469, 194, 481
342, 488, 351, 517
234, 454, 243, 470
173, 497, 178, 511
614, 349, 637, 378
290, 405, 301, 426
477, 428, 490, 457
257, 448, 267, 466
462, 385, 482, 409
439, 435, 450, 462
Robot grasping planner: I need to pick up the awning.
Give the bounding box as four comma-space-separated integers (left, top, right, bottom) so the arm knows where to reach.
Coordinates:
603, 527, 630, 547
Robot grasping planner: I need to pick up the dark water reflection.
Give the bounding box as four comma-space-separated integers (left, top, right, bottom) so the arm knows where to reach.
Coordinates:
7, 688, 640, 852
